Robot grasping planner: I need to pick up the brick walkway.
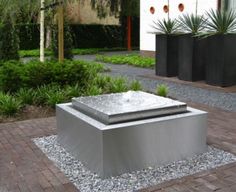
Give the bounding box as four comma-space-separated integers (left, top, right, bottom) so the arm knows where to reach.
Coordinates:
0, 102, 236, 192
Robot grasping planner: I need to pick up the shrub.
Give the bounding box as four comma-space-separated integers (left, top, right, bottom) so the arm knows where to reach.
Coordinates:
129, 80, 142, 91
22, 60, 80, 88
16, 88, 35, 105
156, 84, 168, 97
0, 59, 104, 92
0, 92, 22, 116
0, 60, 24, 92
0, 15, 19, 61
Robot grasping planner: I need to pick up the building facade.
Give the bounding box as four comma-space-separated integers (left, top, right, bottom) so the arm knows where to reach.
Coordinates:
66, 1, 119, 25
140, 0, 218, 56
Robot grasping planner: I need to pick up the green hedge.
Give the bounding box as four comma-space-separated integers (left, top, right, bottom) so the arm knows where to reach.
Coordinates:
17, 24, 40, 50
17, 18, 140, 50
70, 24, 123, 48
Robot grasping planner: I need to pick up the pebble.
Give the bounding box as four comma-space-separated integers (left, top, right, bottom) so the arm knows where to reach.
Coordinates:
34, 135, 236, 192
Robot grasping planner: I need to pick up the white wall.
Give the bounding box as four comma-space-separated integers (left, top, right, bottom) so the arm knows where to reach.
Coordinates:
140, 0, 218, 52
229, 0, 236, 10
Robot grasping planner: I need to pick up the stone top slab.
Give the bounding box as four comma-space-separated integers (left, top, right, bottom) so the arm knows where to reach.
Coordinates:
72, 91, 187, 124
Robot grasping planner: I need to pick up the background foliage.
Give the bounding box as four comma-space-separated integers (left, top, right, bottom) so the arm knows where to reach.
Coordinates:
17, 22, 140, 50
0, 15, 19, 61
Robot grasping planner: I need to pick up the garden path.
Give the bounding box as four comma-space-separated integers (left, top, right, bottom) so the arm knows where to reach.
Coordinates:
0, 101, 236, 192
7, 51, 236, 191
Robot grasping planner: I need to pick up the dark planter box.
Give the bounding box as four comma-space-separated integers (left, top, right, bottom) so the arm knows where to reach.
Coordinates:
155, 34, 179, 77
206, 35, 236, 87
178, 34, 207, 81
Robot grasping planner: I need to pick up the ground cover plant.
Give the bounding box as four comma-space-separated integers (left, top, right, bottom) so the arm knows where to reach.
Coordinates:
19, 47, 128, 58
19, 49, 52, 57
0, 59, 143, 118
156, 84, 168, 97
19, 49, 98, 58
95, 54, 155, 68
0, 92, 22, 116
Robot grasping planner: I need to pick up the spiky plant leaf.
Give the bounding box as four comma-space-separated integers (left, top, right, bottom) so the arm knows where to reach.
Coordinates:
152, 19, 179, 35
178, 14, 206, 34
206, 9, 236, 35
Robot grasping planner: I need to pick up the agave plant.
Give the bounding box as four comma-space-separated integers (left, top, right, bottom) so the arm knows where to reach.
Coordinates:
152, 18, 179, 35
178, 14, 206, 34
206, 9, 236, 35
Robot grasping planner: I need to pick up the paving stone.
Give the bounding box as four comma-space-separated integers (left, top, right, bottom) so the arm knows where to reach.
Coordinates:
0, 92, 236, 191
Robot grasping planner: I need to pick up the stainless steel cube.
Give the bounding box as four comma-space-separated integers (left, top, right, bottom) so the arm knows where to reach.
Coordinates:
56, 91, 207, 178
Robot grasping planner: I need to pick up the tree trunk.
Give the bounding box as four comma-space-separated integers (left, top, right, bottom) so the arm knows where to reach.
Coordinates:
45, 26, 51, 49
40, 0, 45, 62
58, 4, 64, 62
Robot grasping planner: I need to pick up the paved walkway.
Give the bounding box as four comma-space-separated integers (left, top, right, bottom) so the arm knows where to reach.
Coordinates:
0, 118, 78, 192
0, 101, 236, 192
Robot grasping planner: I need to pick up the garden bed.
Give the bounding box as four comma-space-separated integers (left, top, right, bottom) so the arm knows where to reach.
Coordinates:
0, 59, 143, 122
95, 54, 155, 68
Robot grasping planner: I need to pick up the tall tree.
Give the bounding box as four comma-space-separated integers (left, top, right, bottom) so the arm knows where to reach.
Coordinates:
0, 14, 19, 60
0, 0, 40, 24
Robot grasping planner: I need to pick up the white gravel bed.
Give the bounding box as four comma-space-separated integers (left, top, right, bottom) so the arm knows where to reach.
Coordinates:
33, 135, 236, 192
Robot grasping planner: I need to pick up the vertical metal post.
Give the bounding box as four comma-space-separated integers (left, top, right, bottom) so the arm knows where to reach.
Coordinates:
40, 0, 45, 62
58, 2, 64, 62
167, 0, 170, 19
218, 0, 222, 11
195, 0, 198, 16
127, 16, 132, 51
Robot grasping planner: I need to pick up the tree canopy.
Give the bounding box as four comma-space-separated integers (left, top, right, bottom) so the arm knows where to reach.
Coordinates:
0, 0, 140, 24
90, 0, 139, 18
0, 0, 42, 24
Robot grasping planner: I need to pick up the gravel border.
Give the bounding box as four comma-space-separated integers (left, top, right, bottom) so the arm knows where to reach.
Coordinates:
136, 76, 236, 112
34, 135, 236, 192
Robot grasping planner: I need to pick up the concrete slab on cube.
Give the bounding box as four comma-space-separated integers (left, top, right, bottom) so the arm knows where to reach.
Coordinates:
72, 91, 187, 124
